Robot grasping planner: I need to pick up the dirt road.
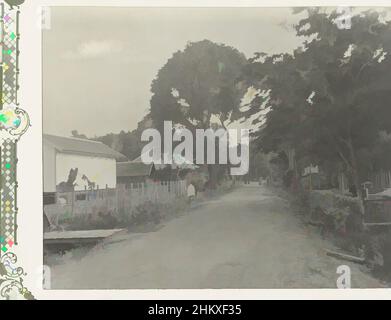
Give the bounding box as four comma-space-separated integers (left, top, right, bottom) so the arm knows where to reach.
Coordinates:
51, 184, 381, 289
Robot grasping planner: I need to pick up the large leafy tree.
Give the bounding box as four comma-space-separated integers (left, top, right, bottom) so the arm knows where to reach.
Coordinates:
242, 51, 313, 171
150, 40, 247, 131
149, 40, 248, 186
244, 8, 391, 196
297, 9, 391, 194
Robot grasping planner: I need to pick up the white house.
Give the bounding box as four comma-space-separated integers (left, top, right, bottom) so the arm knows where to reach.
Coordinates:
43, 134, 127, 193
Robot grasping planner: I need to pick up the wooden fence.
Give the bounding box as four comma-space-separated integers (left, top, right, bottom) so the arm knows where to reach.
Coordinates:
44, 180, 187, 225
364, 198, 391, 224
370, 171, 391, 193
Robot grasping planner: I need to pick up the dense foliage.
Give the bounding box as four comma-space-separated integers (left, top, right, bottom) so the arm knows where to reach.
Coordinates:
243, 8, 391, 194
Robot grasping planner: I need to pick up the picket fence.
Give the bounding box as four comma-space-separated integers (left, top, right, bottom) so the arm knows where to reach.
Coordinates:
44, 180, 187, 225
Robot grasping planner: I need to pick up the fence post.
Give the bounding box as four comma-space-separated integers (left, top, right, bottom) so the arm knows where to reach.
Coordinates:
105, 185, 109, 210
71, 190, 75, 217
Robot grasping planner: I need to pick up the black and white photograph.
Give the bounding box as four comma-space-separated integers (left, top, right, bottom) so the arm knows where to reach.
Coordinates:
41, 5, 391, 290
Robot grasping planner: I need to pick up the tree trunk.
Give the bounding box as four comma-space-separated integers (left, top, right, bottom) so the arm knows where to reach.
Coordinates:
207, 164, 219, 189
346, 137, 362, 200
284, 147, 298, 191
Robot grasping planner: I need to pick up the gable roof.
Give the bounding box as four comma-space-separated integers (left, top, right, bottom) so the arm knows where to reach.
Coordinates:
44, 134, 127, 161
131, 154, 198, 170
117, 161, 154, 177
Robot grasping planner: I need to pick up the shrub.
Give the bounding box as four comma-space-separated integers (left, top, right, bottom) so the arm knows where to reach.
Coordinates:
365, 229, 391, 280
60, 211, 120, 231
130, 201, 162, 226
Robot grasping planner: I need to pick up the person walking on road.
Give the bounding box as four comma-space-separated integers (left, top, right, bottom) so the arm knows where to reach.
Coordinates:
187, 183, 196, 205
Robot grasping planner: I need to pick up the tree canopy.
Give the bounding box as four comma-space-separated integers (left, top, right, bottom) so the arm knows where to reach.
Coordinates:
150, 39, 248, 131
243, 8, 391, 193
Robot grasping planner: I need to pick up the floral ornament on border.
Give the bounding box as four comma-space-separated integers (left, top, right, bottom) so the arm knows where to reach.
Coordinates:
0, 252, 34, 299
0, 0, 34, 300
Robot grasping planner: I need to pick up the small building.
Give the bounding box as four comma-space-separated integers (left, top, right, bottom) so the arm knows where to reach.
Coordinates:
44, 134, 127, 193
370, 170, 391, 193
116, 161, 156, 186
301, 165, 328, 190
128, 153, 198, 183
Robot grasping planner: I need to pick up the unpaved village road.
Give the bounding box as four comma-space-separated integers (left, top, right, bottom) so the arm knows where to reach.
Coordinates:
51, 184, 382, 289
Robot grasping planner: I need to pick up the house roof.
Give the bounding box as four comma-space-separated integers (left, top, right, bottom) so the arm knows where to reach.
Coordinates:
117, 161, 154, 177
131, 154, 198, 170
44, 134, 127, 161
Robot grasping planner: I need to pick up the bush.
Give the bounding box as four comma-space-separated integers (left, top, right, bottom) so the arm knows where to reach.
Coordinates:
365, 229, 391, 280
56, 197, 189, 232
130, 201, 161, 226
60, 211, 120, 231
303, 190, 367, 256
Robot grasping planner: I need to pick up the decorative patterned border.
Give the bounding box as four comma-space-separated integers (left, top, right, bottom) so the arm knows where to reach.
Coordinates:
0, 0, 34, 300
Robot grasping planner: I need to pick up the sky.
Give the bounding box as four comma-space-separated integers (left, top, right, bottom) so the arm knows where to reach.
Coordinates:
43, 7, 310, 137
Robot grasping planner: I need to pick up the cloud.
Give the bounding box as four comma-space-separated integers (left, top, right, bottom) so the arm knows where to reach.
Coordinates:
61, 40, 124, 60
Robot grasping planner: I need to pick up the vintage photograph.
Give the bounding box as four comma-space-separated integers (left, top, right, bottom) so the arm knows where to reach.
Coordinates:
42, 6, 391, 289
